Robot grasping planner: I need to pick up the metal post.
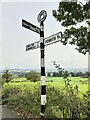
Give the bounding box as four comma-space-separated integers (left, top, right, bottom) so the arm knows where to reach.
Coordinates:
37, 10, 47, 118
40, 21, 46, 118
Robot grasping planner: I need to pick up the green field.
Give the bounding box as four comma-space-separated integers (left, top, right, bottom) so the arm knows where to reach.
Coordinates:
47, 77, 88, 93
10, 76, 88, 93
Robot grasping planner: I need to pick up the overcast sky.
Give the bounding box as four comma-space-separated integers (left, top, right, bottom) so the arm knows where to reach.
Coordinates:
0, 0, 88, 70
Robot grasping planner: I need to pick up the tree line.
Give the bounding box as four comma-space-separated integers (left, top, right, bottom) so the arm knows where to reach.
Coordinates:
46, 61, 89, 78
2, 70, 40, 83
2, 68, 89, 84
47, 71, 88, 77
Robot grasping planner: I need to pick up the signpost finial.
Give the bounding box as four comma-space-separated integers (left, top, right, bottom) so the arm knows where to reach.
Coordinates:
37, 10, 47, 23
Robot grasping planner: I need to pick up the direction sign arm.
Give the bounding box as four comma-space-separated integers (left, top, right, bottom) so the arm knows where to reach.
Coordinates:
22, 19, 40, 34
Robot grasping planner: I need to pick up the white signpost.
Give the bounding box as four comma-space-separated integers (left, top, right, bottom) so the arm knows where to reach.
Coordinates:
45, 32, 62, 46
26, 32, 62, 51
22, 10, 62, 118
26, 41, 40, 51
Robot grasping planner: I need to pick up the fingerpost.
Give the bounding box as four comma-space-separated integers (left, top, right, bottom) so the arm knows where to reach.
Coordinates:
37, 10, 47, 118
22, 10, 62, 118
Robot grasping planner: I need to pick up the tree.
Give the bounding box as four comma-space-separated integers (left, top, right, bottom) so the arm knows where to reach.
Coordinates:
2, 70, 12, 83
52, 1, 90, 55
52, 61, 64, 77
64, 70, 69, 78
25, 71, 40, 82
47, 72, 51, 77
52, 72, 57, 77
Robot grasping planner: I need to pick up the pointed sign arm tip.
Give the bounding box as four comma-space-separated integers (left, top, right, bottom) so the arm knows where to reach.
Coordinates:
22, 19, 40, 34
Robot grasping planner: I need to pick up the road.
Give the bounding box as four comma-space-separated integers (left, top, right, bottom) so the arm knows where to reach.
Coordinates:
2, 105, 22, 119
0, 105, 22, 119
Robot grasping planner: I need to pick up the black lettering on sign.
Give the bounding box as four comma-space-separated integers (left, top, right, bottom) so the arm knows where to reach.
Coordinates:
45, 36, 56, 44
57, 34, 60, 39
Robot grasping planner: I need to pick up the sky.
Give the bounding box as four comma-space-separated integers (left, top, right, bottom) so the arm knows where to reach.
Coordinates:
0, 0, 88, 70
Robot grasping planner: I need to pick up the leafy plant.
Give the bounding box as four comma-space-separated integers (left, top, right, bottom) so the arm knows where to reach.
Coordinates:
2, 70, 13, 84
25, 71, 40, 82
52, 1, 90, 54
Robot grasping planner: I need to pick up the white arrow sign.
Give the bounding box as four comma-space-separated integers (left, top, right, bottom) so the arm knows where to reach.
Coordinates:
45, 32, 62, 46
26, 41, 40, 51
26, 32, 62, 51
22, 19, 40, 34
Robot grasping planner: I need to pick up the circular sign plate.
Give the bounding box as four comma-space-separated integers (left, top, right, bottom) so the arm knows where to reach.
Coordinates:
37, 10, 47, 23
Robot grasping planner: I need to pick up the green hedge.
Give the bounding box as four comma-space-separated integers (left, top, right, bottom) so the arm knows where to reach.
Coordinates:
2, 81, 90, 119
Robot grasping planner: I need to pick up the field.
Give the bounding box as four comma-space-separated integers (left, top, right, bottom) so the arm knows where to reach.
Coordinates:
11, 76, 88, 93
2, 76, 89, 118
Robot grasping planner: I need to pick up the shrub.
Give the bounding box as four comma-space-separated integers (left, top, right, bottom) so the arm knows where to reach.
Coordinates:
2, 81, 90, 119
25, 71, 40, 82
2, 70, 12, 84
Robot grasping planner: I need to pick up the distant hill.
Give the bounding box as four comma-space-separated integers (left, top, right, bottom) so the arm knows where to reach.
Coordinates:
0, 67, 88, 74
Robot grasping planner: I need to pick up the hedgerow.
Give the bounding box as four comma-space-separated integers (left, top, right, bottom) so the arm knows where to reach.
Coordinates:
2, 79, 90, 119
